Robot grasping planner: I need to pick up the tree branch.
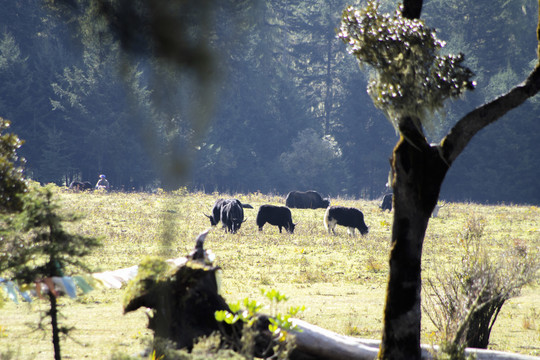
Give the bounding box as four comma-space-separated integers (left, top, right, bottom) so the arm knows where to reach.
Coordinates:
442, 65, 540, 165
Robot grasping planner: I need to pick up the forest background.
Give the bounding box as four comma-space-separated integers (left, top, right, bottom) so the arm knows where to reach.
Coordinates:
1, 0, 539, 204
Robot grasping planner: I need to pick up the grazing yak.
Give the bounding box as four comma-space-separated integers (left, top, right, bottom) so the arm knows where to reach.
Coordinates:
256, 205, 296, 234
380, 194, 392, 212
205, 198, 250, 232
285, 190, 330, 209
220, 199, 246, 233
69, 181, 93, 191
324, 206, 369, 236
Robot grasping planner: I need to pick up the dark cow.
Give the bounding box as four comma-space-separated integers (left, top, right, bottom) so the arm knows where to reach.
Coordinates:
205, 198, 248, 231
285, 190, 330, 209
220, 199, 245, 233
324, 206, 369, 236
380, 194, 392, 212
256, 205, 296, 234
69, 181, 93, 191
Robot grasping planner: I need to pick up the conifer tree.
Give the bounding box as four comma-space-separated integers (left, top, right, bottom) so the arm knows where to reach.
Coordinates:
2, 184, 100, 360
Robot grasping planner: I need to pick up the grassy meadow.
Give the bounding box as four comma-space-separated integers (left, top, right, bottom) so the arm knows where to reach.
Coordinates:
0, 187, 539, 359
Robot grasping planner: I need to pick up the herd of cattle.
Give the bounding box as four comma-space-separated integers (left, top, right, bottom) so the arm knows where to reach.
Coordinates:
67, 182, 447, 231
205, 190, 372, 236
68, 182, 396, 235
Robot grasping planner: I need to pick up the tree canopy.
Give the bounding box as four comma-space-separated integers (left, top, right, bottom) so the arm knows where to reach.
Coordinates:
339, 1, 475, 135
0, 0, 538, 203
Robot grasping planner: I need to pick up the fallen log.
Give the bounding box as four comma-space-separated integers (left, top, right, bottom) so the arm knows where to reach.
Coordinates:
289, 318, 539, 360
288, 319, 378, 360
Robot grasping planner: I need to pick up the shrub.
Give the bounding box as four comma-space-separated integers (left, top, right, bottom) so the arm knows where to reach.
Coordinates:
215, 289, 305, 360
424, 213, 540, 355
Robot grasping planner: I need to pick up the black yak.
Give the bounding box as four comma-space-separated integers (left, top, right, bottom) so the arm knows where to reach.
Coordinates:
285, 190, 330, 209
256, 205, 296, 234
220, 199, 245, 233
205, 198, 249, 232
380, 194, 392, 212
69, 181, 93, 191
324, 206, 369, 236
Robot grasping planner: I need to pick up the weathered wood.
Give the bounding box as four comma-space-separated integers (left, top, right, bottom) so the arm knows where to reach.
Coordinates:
289, 319, 378, 360
289, 319, 540, 360
124, 262, 231, 352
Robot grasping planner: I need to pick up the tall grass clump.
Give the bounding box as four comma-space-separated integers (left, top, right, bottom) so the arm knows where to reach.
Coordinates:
424, 213, 540, 358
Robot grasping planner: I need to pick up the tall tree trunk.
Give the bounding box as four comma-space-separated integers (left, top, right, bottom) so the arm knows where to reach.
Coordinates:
379, 117, 448, 360
49, 292, 62, 360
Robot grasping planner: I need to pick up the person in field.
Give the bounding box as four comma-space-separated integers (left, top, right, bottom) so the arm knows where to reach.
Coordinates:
95, 174, 110, 190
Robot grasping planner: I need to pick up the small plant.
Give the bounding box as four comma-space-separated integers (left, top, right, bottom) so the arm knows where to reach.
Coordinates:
344, 323, 363, 336
259, 274, 273, 286
380, 220, 391, 229
366, 256, 383, 273
459, 212, 485, 246
344, 311, 363, 336
149, 349, 164, 360
430, 340, 473, 360
215, 288, 305, 359
0, 348, 18, 360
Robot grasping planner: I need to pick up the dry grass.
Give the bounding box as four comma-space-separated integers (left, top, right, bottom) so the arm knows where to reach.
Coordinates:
0, 188, 538, 359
